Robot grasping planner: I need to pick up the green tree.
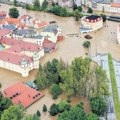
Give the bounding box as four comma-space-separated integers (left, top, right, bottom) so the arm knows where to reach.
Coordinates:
86, 113, 99, 120
14, 0, 17, 6
60, 57, 109, 99
36, 110, 41, 117
50, 5, 61, 15
25, 4, 32, 10
60, 69, 74, 98
60, 7, 68, 17
50, 84, 62, 99
34, 0, 40, 11
58, 102, 86, 120
95, 66, 109, 97
44, 59, 61, 84
9, 8, 19, 18
1, 105, 24, 120
42, 0, 48, 10
74, 9, 80, 21
35, 65, 48, 90
83, 41, 91, 48
78, 6, 82, 12
90, 96, 108, 116
101, 14, 107, 22
25, 114, 34, 120
0, 97, 12, 118
73, 4, 77, 11
43, 104, 47, 112
58, 100, 71, 113
49, 103, 59, 116
87, 7, 93, 13
33, 114, 39, 120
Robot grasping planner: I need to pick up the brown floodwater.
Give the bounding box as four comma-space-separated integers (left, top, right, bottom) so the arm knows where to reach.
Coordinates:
0, 4, 120, 119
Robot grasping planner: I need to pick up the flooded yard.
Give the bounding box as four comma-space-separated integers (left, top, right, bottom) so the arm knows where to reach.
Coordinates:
0, 3, 120, 119
26, 89, 91, 120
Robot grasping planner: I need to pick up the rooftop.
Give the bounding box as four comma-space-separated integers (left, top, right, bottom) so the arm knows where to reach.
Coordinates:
3, 82, 44, 108
86, 15, 101, 20
0, 37, 42, 52
0, 28, 11, 37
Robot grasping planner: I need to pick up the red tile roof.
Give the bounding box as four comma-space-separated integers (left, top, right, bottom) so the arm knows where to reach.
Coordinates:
0, 11, 6, 17
0, 37, 42, 52
0, 50, 33, 65
37, 22, 47, 28
0, 37, 42, 65
5, 17, 20, 24
111, 3, 120, 8
43, 39, 56, 49
0, 28, 11, 37
3, 82, 44, 108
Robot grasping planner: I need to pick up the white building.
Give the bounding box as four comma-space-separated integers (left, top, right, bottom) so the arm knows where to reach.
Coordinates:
41, 24, 62, 43
58, 0, 73, 8
82, 0, 120, 13
117, 25, 120, 44
0, 37, 44, 77
80, 15, 103, 33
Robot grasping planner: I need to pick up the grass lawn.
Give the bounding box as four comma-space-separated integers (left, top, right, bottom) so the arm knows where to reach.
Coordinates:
108, 54, 120, 120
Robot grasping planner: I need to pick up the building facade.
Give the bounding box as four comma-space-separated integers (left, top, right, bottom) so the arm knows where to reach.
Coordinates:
82, 0, 120, 13
80, 15, 103, 33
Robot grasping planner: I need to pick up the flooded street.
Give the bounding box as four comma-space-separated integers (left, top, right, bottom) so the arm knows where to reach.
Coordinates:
0, 4, 120, 119
26, 89, 91, 120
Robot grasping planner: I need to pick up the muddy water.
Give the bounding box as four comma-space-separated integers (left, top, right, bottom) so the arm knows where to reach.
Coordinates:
26, 89, 91, 120
0, 4, 120, 119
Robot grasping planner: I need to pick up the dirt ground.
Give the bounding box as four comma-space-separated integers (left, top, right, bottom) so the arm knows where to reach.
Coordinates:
0, 4, 120, 119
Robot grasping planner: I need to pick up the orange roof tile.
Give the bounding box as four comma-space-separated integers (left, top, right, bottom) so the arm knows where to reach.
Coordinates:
37, 22, 47, 28
3, 82, 44, 108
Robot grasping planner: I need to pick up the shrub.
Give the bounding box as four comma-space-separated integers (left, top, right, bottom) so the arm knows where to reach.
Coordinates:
49, 104, 59, 116
43, 104, 47, 112
58, 100, 71, 113
36, 110, 41, 117
90, 96, 108, 116
87, 7, 93, 13
83, 41, 90, 48
50, 84, 62, 99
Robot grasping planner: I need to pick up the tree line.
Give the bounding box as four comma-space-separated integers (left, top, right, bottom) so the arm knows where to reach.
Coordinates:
35, 57, 109, 99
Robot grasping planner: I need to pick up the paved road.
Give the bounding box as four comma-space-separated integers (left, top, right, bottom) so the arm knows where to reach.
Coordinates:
92, 54, 116, 120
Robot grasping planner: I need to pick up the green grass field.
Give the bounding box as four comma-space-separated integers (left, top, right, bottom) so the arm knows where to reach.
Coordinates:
108, 54, 120, 120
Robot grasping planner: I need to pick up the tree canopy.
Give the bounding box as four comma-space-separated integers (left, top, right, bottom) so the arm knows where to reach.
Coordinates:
9, 8, 19, 18
90, 96, 108, 116
58, 102, 86, 120
87, 7, 93, 13
34, 0, 40, 11
42, 0, 48, 10
1, 105, 24, 120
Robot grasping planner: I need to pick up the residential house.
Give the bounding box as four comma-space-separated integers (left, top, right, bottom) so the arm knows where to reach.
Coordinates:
41, 24, 62, 43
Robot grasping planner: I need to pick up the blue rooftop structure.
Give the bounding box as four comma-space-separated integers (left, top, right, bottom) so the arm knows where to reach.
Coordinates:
13, 29, 36, 37
42, 24, 58, 33
4, 24, 17, 31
